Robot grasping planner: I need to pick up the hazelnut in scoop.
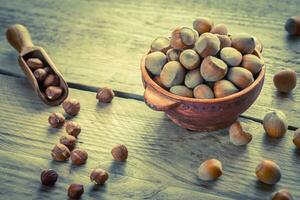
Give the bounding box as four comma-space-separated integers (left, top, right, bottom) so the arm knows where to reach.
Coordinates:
170, 85, 193, 98
150, 36, 170, 53
200, 56, 228, 82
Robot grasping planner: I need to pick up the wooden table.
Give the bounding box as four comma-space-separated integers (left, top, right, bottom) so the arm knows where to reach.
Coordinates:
0, 0, 299, 199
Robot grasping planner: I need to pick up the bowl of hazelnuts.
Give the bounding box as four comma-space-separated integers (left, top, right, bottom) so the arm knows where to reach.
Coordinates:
141, 17, 265, 131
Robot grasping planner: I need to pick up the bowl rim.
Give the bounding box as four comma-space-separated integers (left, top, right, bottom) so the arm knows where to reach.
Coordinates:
141, 49, 265, 104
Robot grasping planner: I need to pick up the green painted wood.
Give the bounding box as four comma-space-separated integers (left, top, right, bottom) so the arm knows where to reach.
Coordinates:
0, 74, 299, 199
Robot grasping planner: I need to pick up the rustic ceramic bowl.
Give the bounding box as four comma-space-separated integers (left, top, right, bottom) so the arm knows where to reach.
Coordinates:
141, 49, 265, 131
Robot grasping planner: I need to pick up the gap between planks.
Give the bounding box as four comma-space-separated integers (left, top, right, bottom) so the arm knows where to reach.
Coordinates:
0, 68, 298, 131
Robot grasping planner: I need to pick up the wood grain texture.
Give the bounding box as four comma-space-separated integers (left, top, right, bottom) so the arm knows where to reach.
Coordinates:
0, 0, 299, 127
0, 74, 299, 199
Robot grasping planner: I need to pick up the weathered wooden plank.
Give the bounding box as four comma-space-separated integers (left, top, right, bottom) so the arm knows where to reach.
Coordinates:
0, 74, 299, 199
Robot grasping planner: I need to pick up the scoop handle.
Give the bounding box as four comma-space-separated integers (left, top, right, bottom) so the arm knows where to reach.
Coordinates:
6, 24, 34, 53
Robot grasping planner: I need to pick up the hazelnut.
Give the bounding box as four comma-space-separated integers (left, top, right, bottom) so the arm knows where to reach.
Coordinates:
26, 58, 43, 70
111, 144, 128, 161
170, 85, 193, 98
59, 135, 76, 150
200, 56, 228, 82
193, 84, 215, 99
62, 98, 80, 116
285, 16, 300, 36
210, 24, 228, 35
68, 184, 84, 199
241, 54, 264, 75
150, 36, 170, 53
145, 51, 167, 75
43, 74, 60, 88
197, 159, 222, 181
263, 111, 287, 138
220, 47, 242, 66
40, 169, 58, 186
90, 168, 109, 185
96, 87, 115, 103
71, 149, 88, 165
170, 27, 198, 49
255, 160, 281, 184
45, 86, 63, 100
194, 33, 220, 57
213, 80, 239, 98
166, 48, 181, 61
227, 67, 254, 89
33, 68, 48, 82
254, 37, 263, 53
65, 121, 81, 138
271, 189, 293, 200
160, 61, 185, 88
273, 69, 297, 93
51, 143, 71, 161
193, 17, 214, 34
179, 49, 201, 70
231, 33, 256, 54
184, 68, 203, 89
216, 34, 232, 49
293, 128, 300, 149
48, 112, 65, 128
229, 121, 252, 146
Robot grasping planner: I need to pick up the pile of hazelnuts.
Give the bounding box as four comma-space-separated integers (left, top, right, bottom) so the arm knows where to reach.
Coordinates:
26, 58, 64, 101
42, 87, 127, 199
145, 17, 264, 99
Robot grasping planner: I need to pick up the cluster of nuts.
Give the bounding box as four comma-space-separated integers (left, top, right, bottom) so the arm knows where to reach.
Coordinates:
145, 17, 264, 99
26, 58, 64, 101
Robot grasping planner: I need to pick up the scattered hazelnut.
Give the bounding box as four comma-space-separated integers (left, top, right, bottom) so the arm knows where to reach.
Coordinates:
43, 74, 60, 88
150, 36, 170, 53
40, 169, 58, 186
194, 33, 220, 57
26, 58, 43, 70
145, 51, 167, 75
285, 16, 300, 36
213, 80, 239, 98
184, 68, 203, 89
48, 112, 65, 128
293, 128, 300, 149
271, 189, 293, 200
255, 160, 281, 184
33, 68, 48, 82
111, 144, 128, 161
216, 34, 232, 49
166, 48, 181, 61
65, 121, 81, 138
263, 111, 288, 138
241, 54, 264, 75
231, 33, 256, 54
210, 24, 228, 35
90, 168, 109, 185
170, 27, 198, 49
193, 84, 215, 99
273, 69, 297, 93
96, 87, 115, 103
193, 17, 214, 34
197, 159, 223, 181
68, 184, 84, 199
62, 98, 80, 116
59, 135, 76, 150
220, 47, 242, 66
71, 149, 88, 165
229, 121, 252, 146
51, 143, 71, 161
45, 86, 63, 100
170, 85, 193, 97
200, 56, 228, 82
160, 61, 185, 88
227, 67, 254, 89
179, 49, 201, 70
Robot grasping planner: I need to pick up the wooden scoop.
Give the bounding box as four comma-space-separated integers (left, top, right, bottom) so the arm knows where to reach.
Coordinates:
6, 24, 68, 106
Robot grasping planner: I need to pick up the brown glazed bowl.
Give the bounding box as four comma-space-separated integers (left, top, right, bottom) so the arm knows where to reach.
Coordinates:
141, 49, 265, 131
